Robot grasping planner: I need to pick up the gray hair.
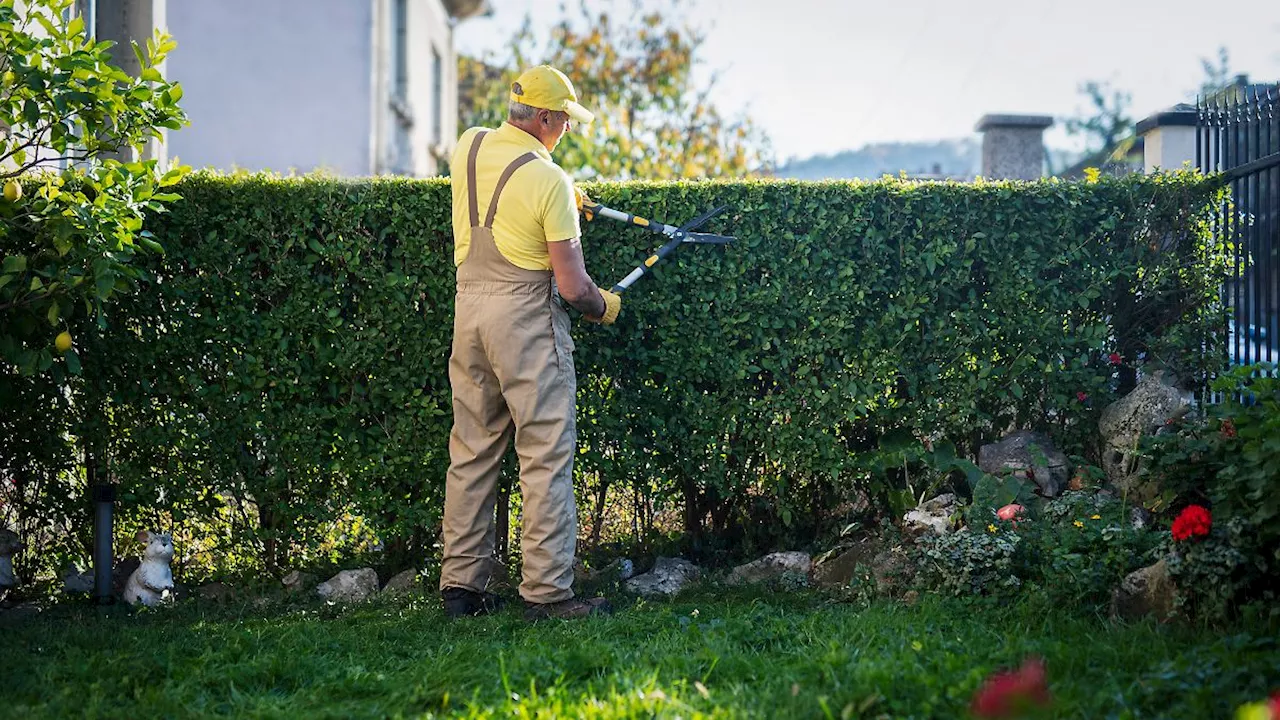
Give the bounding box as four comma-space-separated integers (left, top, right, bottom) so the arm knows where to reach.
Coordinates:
508, 101, 539, 122
507, 101, 568, 124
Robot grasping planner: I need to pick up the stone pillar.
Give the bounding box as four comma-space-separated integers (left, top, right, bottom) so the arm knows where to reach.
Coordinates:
1136, 104, 1198, 174
975, 114, 1054, 180
95, 0, 167, 164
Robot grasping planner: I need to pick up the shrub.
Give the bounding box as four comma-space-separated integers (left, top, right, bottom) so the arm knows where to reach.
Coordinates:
1017, 491, 1162, 607
1, 172, 1228, 582
913, 529, 1023, 597
1140, 364, 1279, 620
1143, 364, 1280, 553
1165, 516, 1275, 623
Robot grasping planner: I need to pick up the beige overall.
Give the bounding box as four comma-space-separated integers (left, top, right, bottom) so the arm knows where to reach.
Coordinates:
439, 131, 579, 604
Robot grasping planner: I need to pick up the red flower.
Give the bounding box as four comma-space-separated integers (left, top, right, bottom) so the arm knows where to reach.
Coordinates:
1171, 505, 1212, 542
997, 504, 1026, 523
1076, 391, 1088, 402
1269, 690, 1280, 715
971, 657, 1051, 718
1220, 418, 1237, 439
1108, 352, 1123, 365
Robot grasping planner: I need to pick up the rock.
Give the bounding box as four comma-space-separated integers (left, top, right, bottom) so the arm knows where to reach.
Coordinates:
113, 557, 140, 596
1111, 558, 1177, 622
578, 557, 635, 582
866, 546, 915, 597
725, 551, 811, 586
61, 559, 140, 597
903, 493, 959, 537
316, 568, 380, 603
1130, 506, 1153, 530
624, 557, 700, 598
921, 493, 957, 513
813, 540, 882, 588
1099, 372, 1192, 501
602, 558, 635, 581
813, 540, 914, 598
196, 582, 235, 603
0, 600, 43, 622
902, 590, 920, 606
979, 431, 1071, 497
281, 570, 318, 594
63, 568, 95, 595
573, 557, 635, 596
382, 568, 419, 594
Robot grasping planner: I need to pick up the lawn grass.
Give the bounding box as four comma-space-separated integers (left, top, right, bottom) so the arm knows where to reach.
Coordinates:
4, 588, 1277, 719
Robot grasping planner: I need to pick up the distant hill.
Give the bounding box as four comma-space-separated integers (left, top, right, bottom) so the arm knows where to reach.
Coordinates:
775, 139, 980, 180
774, 138, 1085, 180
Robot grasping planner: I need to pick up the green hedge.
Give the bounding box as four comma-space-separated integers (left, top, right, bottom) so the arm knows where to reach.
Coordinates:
0, 172, 1228, 581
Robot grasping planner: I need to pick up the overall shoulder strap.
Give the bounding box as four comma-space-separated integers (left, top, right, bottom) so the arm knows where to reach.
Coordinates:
465, 130, 491, 228
483, 152, 539, 229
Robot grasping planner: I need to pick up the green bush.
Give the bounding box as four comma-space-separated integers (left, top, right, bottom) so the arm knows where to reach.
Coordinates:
1165, 517, 1275, 623
1142, 365, 1280, 620
1143, 364, 1280, 550
0, 172, 1228, 582
909, 490, 1160, 606
912, 528, 1023, 597
1017, 491, 1162, 607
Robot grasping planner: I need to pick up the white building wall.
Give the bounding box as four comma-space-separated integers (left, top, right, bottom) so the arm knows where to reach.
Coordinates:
371, 0, 459, 176
165, 0, 375, 175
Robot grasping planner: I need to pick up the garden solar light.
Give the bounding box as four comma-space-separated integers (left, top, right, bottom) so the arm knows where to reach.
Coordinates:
579, 199, 735, 293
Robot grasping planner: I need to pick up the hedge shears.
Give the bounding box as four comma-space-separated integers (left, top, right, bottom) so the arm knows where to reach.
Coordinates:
579, 198, 735, 293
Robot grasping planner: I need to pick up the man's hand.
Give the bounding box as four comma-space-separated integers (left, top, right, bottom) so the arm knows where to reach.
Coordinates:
585, 289, 621, 325
574, 186, 595, 220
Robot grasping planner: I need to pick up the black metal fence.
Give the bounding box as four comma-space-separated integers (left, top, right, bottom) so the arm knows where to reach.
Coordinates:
1198, 85, 1280, 366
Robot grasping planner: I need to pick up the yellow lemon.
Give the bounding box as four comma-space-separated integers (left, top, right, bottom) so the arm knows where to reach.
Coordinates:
55, 331, 73, 353
3, 180, 21, 203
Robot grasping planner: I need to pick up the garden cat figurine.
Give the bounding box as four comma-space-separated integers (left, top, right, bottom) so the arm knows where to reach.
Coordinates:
123, 531, 175, 607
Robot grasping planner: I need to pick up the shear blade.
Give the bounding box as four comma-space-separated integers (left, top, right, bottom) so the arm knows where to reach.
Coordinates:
684, 233, 734, 244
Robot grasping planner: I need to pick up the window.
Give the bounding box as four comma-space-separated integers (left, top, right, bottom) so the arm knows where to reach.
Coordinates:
392, 0, 409, 102
388, 0, 413, 174
431, 46, 442, 147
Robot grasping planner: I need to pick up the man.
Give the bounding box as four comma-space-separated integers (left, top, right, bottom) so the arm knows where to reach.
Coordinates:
439, 65, 621, 621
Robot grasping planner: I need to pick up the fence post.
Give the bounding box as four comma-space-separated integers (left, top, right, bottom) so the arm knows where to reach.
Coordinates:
1137, 104, 1198, 174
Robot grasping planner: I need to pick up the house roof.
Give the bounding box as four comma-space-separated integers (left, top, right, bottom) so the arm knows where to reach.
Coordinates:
1058, 136, 1144, 179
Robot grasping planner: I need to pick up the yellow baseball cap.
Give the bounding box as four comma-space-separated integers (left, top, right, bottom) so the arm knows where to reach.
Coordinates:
509, 65, 595, 125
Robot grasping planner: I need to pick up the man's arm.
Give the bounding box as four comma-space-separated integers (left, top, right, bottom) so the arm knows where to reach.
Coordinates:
548, 238, 607, 318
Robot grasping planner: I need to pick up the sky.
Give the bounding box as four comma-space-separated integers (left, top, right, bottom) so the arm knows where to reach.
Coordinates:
455, 0, 1280, 163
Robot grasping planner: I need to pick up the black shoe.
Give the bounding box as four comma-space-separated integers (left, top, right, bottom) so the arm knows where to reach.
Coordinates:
442, 587, 505, 618
523, 596, 613, 622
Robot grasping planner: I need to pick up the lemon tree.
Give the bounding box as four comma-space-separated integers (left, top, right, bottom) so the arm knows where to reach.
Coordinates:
1, 0, 188, 376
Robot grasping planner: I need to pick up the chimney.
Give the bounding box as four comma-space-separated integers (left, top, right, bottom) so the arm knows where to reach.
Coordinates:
975, 114, 1054, 180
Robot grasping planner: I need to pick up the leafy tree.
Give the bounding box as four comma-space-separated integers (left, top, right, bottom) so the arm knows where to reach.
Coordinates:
1, 0, 189, 376
1064, 80, 1133, 156
1196, 46, 1233, 100
458, 1, 771, 181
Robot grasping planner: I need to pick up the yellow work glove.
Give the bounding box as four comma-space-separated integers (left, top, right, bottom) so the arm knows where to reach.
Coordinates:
586, 288, 621, 325
574, 186, 596, 221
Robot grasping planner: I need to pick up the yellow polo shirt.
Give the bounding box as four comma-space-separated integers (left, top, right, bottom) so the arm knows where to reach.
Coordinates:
451, 123, 580, 270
